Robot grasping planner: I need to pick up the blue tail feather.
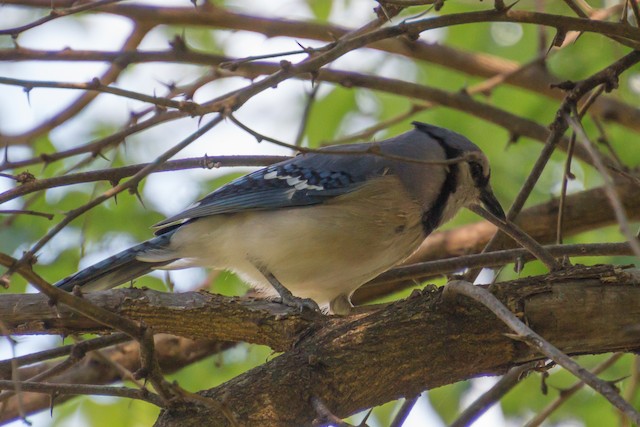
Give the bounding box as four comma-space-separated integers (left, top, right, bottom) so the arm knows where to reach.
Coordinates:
55, 234, 176, 292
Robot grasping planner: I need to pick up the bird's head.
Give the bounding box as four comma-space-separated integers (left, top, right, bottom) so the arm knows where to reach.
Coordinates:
454, 149, 506, 221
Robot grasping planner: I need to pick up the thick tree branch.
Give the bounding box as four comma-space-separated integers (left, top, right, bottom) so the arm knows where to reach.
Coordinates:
146, 265, 640, 426
0, 290, 321, 351
3, 266, 640, 425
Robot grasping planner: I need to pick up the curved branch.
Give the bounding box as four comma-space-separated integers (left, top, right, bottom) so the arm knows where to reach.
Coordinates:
147, 265, 640, 426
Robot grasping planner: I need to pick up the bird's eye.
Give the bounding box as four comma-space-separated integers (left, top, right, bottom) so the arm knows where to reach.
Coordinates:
469, 161, 484, 179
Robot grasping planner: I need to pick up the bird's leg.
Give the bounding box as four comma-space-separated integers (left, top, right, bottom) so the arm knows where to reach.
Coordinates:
254, 264, 320, 312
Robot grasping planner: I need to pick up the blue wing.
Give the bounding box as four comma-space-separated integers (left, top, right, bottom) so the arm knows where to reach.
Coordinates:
153, 156, 373, 231
152, 122, 453, 233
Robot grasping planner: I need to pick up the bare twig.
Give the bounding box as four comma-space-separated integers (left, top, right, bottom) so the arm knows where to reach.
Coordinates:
0, 155, 287, 204
525, 353, 624, 427
367, 242, 632, 289
0, 210, 53, 219
468, 205, 560, 271
444, 280, 640, 425
556, 132, 576, 246
0, 380, 164, 407
7, 23, 150, 146
0, 334, 130, 373
294, 83, 320, 147
0, 322, 25, 423
0, 76, 202, 113
466, 49, 640, 282
0, 0, 122, 36
620, 355, 640, 427
565, 111, 640, 258
389, 395, 420, 427
451, 362, 539, 427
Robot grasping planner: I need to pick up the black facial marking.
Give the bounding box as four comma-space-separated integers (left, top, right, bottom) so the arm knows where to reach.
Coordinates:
418, 133, 462, 236
469, 161, 489, 188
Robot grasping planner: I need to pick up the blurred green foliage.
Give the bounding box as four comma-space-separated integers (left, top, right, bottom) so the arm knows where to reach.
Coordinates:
2, 0, 639, 426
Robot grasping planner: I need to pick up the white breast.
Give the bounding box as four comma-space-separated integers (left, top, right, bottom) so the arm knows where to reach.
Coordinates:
163, 176, 426, 311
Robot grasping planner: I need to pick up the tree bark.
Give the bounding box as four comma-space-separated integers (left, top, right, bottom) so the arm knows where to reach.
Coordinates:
151, 265, 640, 426
3, 266, 640, 426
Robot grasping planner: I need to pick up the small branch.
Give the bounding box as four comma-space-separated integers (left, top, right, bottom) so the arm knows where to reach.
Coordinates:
2, 115, 223, 284
294, 83, 320, 147
0, 335, 231, 424
137, 325, 175, 401
8, 23, 150, 146
451, 361, 539, 427
0, 322, 25, 423
629, 0, 640, 26
468, 204, 560, 271
0, 210, 53, 220
367, 242, 632, 289
0, 380, 164, 407
0, 76, 202, 114
565, 111, 640, 258
0, 155, 287, 204
0, 334, 129, 375
525, 353, 624, 427
389, 395, 420, 427
444, 280, 640, 425
0, 0, 122, 37
620, 355, 640, 427
327, 103, 430, 145
467, 49, 640, 281
556, 132, 576, 245
0, 351, 84, 404
229, 113, 480, 165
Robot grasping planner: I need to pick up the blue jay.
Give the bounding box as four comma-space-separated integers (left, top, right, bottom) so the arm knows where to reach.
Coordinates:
55, 122, 505, 314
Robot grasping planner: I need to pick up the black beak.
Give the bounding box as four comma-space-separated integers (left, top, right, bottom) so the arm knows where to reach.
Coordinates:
479, 187, 506, 222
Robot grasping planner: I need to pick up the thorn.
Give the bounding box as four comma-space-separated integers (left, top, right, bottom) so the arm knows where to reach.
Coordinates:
503, 0, 521, 11
310, 70, 319, 87
49, 392, 56, 418
169, 35, 187, 52
550, 80, 576, 91
23, 87, 32, 107
550, 29, 566, 51
131, 187, 146, 208
95, 151, 110, 161
506, 132, 520, 147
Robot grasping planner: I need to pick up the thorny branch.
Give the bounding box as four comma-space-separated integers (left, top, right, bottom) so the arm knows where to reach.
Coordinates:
1, 1, 640, 426
444, 280, 640, 425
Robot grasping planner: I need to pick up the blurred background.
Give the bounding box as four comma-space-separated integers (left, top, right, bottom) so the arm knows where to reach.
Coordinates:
1, 0, 640, 426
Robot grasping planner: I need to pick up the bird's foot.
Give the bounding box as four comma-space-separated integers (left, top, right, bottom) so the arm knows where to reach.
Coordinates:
254, 262, 321, 313
275, 294, 321, 313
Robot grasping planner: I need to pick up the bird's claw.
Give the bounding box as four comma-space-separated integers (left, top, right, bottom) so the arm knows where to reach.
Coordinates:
276, 295, 321, 313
